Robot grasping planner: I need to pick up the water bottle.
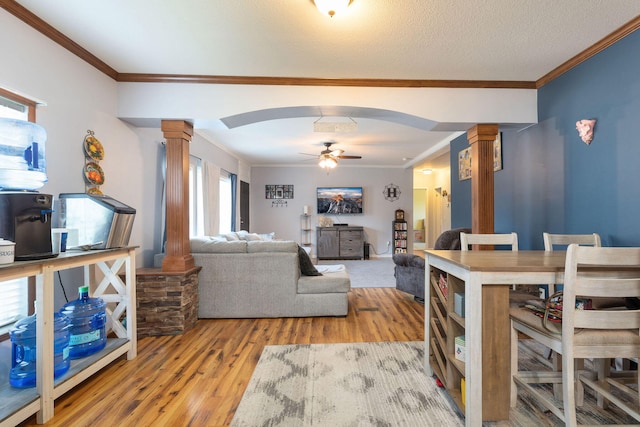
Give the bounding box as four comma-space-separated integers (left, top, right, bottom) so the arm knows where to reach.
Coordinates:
0, 118, 48, 191
9, 304, 71, 388
60, 286, 107, 359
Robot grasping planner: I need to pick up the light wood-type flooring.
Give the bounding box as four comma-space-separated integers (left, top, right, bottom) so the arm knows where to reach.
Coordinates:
17, 287, 425, 427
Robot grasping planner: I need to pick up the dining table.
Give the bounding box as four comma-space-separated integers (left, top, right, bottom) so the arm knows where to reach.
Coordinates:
424, 250, 569, 427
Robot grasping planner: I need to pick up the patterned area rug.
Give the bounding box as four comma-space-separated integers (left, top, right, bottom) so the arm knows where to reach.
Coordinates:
231, 341, 463, 426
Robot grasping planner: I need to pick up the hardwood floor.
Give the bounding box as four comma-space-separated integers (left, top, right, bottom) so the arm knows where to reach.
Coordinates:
17, 288, 424, 427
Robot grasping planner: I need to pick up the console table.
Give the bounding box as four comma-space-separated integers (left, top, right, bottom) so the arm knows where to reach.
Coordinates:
424, 250, 567, 427
0, 247, 137, 426
316, 226, 364, 260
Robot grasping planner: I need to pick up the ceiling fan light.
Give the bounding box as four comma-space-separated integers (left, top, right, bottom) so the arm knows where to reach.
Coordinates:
314, 0, 352, 18
319, 154, 338, 168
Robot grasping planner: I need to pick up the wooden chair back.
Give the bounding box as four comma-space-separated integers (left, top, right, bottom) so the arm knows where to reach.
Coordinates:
543, 232, 601, 296
543, 232, 601, 251
460, 232, 518, 251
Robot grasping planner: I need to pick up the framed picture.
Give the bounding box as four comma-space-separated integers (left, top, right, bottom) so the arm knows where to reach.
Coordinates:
265, 185, 294, 199
458, 133, 503, 180
458, 147, 472, 181
493, 132, 503, 172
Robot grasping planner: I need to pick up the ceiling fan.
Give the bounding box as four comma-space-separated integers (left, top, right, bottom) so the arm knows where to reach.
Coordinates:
302, 142, 362, 169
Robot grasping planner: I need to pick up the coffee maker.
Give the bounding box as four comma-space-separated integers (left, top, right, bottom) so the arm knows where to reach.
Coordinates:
0, 191, 55, 260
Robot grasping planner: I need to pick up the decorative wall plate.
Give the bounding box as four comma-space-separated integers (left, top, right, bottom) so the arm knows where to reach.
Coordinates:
86, 187, 103, 195
84, 133, 105, 160
84, 162, 105, 185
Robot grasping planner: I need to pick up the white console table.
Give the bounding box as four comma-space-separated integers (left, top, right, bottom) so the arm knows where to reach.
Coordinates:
0, 247, 137, 426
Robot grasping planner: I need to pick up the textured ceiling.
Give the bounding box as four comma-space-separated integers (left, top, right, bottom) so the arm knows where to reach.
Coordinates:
10, 0, 640, 168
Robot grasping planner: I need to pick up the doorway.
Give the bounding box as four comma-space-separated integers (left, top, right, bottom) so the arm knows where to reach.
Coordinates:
413, 188, 427, 251
240, 180, 250, 231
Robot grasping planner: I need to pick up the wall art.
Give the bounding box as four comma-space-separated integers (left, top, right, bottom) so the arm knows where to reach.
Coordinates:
265, 184, 294, 199
458, 133, 502, 181
576, 119, 596, 145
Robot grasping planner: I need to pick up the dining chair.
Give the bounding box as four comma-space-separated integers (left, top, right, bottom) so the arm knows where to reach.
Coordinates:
460, 232, 520, 291
510, 244, 640, 425
543, 232, 602, 297
460, 232, 518, 252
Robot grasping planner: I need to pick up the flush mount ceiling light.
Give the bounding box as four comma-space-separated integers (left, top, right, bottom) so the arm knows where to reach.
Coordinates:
318, 154, 338, 169
313, 116, 358, 132
313, 0, 353, 18
422, 169, 433, 175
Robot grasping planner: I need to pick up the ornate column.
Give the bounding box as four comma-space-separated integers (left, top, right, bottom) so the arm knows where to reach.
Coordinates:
467, 124, 499, 247
161, 120, 195, 272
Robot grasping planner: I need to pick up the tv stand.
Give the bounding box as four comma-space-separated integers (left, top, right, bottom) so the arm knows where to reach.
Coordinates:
316, 226, 364, 260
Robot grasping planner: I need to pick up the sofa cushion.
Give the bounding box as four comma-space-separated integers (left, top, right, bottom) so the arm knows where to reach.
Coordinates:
298, 269, 350, 294
247, 240, 297, 253
191, 238, 248, 253
298, 245, 321, 276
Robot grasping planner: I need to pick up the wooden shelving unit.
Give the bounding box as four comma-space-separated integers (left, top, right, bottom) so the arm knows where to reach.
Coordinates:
429, 271, 465, 413
300, 214, 312, 255
428, 268, 510, 421
0, 247, 137, 426
392, 220, 408, 254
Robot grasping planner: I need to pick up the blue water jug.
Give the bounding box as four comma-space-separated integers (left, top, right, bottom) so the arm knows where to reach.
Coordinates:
0, 118, 48, 191
9, 306, 71, 388
60, 286, 107, 359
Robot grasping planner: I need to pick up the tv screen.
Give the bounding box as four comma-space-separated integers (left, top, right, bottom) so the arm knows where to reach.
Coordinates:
317, 187, 363, 214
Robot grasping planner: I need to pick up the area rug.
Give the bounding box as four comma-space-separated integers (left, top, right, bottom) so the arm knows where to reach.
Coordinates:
318, 257, 395, 288
231, 341, 463, 426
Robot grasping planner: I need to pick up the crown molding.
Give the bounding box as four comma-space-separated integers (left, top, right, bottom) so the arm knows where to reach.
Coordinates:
115, 73, 536, 88
536, 15, 640, 88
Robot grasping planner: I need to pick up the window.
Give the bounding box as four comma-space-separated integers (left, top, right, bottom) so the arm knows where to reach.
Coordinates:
186, 158, 235, 237
0, 88, 35, 121
188, 156, 204, 237
0, 88, 36, 339
219, 171, 232, 234
0, 279, 28, 332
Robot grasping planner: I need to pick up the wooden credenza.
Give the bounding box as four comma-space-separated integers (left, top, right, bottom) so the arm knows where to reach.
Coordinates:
316, 226, 364, 260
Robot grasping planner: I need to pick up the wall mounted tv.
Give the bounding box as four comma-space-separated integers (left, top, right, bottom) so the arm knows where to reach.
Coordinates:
317, 187, 363, 214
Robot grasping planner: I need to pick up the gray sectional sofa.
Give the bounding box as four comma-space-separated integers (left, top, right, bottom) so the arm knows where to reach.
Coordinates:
190, 237, 351, 318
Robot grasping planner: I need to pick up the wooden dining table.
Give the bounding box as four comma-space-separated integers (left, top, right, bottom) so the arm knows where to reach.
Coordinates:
424, 250, 569, 427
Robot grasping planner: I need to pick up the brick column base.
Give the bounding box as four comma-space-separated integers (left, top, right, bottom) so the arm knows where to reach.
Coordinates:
136, 266, 201, 337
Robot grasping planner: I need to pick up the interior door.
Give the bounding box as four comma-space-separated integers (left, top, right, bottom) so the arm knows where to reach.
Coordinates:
240, 180, 250, 231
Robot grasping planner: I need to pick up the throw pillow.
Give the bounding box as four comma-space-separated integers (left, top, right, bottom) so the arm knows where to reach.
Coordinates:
224, 232, 240, 241
298, 245, 322, 276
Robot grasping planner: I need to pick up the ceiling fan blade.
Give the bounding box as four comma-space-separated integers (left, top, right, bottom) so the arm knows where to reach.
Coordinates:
337, 155, 362, 159
299, 152, 318, 157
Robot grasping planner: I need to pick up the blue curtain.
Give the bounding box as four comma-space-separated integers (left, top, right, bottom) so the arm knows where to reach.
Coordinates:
230, 173, 238, 231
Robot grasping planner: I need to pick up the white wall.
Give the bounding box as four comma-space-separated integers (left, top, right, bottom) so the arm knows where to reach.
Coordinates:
118, 82, 537, 129
1, 10, 153, 266
250, 166, 413, 257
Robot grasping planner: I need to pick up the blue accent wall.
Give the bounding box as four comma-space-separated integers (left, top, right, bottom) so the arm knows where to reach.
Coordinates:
451, 29, 640, 249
